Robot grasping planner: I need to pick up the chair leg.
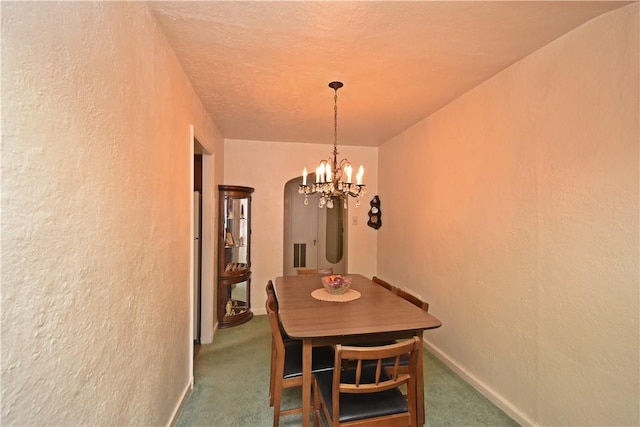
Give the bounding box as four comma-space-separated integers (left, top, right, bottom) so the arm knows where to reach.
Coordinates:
313, 378, 322, 427
408, 375, 417, 427
272, 364, 285, 427
269, 338, 276, 406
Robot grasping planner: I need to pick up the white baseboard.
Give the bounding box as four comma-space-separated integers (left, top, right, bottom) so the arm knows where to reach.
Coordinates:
423, 339, 536, 427
211, 321, 219, 342
253, 307, 266, 316
167, 378, 193, 427
201, 321, 218, 344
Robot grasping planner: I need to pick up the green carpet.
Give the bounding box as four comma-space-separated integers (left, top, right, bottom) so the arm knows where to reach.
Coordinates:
176, 315, 519, 427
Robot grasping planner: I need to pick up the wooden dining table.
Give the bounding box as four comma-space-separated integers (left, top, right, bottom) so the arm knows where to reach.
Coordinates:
274, 274, 442, 426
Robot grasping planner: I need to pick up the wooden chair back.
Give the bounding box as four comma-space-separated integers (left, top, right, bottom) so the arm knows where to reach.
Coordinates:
266, 280, 274, 297
314, 337, 421, 426
266, 280, 277, 307
266, 280, 293, 342
396, 288, 429, 312
372, 276, 397, 293
296, 268, 333, 276
266, 291, 285, 354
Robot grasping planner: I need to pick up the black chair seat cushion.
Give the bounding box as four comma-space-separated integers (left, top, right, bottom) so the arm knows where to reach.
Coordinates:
283, 341, 335, 379
315, 367, 408, 423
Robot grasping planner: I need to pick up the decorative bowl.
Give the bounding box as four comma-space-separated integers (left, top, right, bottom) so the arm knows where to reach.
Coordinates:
321, 275, 352, 295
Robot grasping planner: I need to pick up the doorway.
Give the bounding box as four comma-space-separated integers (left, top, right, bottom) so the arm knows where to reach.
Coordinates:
191, 130, 215, 345
283, 177, 347, 275
193, 153, 203, 346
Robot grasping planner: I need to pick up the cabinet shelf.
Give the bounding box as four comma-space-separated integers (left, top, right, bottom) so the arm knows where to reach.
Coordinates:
221, 269, 250, 279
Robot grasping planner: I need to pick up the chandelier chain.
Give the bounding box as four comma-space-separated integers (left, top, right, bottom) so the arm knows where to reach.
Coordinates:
333, 89, 338, 159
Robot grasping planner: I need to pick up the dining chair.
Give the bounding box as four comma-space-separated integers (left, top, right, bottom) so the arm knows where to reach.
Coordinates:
297, 267, 333, 276
372, 288, 428, 369
266, 291, 335, 427
396, 288, 429, 312
374, 287, 429, 422
313, 337, 421, 427
371, 276, 397, 293
266, 280, 295, 414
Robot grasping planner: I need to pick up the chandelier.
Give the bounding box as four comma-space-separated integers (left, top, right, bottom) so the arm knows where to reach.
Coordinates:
298, 81, 365, 209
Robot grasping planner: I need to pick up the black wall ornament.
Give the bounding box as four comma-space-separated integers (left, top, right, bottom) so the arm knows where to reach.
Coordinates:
367, 195, 382, 230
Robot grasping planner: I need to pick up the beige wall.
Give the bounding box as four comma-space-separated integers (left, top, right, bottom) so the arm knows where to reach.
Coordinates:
3, 2, 637, 426
1, 3, 223, 425
378, 4, 639, 426
224, 139, 378, 314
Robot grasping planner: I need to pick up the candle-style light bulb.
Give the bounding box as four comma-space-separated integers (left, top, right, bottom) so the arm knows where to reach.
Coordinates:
319, 163, 325, 183
302, 168, 308, 185
356, 165, 364, 185
344, 164, 353, 183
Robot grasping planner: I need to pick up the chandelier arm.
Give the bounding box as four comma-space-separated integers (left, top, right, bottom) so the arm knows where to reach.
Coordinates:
343, 185, 366, 198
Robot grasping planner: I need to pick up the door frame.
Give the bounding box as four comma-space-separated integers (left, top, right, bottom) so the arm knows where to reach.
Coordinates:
189, 126, 215, 374
283, 176, 348, 275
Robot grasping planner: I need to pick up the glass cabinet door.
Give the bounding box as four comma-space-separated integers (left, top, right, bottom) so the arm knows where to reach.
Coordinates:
221, 195, 250, 274
217, 185, 254, 328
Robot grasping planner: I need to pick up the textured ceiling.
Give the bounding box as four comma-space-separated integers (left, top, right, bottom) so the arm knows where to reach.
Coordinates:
148, 1, 629, 147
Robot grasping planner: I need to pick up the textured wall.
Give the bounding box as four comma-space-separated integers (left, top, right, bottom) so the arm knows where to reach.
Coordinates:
378, 4, 638, 426
1, 3, 222, 425
224, 139, 378, 314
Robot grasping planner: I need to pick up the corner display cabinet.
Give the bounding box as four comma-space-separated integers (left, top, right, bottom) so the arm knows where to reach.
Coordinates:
217, 185, 254, 328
